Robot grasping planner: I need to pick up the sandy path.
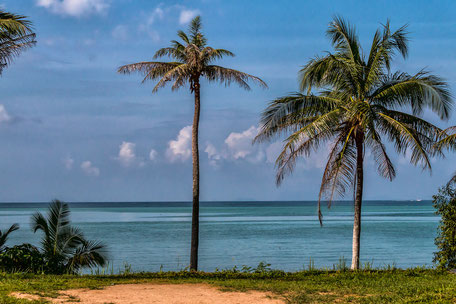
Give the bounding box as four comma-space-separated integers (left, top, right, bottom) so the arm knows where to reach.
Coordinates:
12, 283, 284, 304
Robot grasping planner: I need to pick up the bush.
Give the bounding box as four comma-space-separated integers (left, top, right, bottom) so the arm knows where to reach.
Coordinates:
433, 184, 456, 269
0, 244, 45, 273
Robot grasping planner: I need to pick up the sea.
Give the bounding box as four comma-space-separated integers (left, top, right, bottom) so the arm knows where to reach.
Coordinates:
0, 200, 438, 272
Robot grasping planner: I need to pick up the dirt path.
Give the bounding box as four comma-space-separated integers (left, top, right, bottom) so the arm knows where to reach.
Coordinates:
12, 283, 284, 304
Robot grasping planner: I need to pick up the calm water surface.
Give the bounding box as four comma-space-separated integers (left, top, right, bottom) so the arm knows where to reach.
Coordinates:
0, 201, 438, 272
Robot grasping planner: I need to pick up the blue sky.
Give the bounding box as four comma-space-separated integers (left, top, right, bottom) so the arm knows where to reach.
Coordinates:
0, 0, 455, 202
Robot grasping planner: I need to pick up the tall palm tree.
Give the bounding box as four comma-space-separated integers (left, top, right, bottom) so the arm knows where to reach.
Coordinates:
118, 16, 267, 271
436, 127, 456, 184
255, 17, 451, 270
0, 223, 19, 251
32, 200, 107, 274
0, 10, 36, 74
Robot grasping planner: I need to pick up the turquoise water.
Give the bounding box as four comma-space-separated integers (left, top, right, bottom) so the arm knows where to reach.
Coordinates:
0, 201, 438, 272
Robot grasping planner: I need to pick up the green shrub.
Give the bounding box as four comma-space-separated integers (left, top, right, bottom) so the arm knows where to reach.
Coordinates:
0, 243, 45, 273
433, 184, 456, 269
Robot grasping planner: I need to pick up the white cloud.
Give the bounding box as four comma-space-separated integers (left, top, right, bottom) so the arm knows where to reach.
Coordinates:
147, 7, 164, 25
203, 126, 265, 165
112, 25, 128, 40
179, 9, 200, 25
225, 126, 260, 159
166, 125, 192, 162
138, 6, 164, 42
81, 161, 100, 176
205, 143, 221, 166
63, 156, 74, 170
36, 0, 109, 17
0, 105, 11, 124
117, 141, 137, 167
202, 126, 328, 168
149, 149, 158, 161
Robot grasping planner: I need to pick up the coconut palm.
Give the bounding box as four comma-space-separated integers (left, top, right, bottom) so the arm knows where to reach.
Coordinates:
0, 223, 19, 251
0, 10, 36, 74
118, 16, 267, 271
32, 200, 107, 274
435, 127, 456, 185
255, 17, 452, 270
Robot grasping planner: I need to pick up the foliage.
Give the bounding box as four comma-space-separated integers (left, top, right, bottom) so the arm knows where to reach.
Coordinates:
0, 244, 44, 273
0, 10, 36, 74
32, 200, 107, 274
0, 224, 19, 251
255, 16, 451, 222
435, 126, 456, 185
433, 184, 456, 269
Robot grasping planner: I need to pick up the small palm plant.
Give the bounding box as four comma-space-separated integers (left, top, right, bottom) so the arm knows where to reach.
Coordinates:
0, 10, 36, 74
32, 200, 107, 274
0, 223, 19, 251
255, 17, 452, 269
118, 16, 266, 271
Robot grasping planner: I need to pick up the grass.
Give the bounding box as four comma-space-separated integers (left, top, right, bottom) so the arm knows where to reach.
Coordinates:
1, 268, 456, 303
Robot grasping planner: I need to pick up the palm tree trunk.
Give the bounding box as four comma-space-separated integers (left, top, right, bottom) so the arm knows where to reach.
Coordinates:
351, 134, 364, 270
189, 80, 201, 271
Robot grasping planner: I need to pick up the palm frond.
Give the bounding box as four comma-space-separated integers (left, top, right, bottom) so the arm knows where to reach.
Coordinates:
326, 15, 361, 64
0, 11, 34, 35
204, 65, 267, 90
254, 94, 341, 143
153, 46, 185, 61
435, 126, 456, 152
0, 31, 36, 74
378, 113, 432, 170
67, 239, 107, 272
371, 71, 452, 119
298, 54, 359, 94
0, 223, 19, 250
152, 63, 189, 92
275, 108, 343, 184
201, 47, 234, 64
318, 127, 357, 223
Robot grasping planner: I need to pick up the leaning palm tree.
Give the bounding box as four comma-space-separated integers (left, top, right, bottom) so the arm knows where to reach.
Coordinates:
32, 200, 107, 274
118, 16, 267, 271
0, 10, 36, 74
435, 127, 456, 185
0, 223, 19, 252
255, 17, 452, 270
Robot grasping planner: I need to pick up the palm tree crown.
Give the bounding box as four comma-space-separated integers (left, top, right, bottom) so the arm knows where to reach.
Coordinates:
32, 200, 107, 274
0, 10, 36, 74
256, 16, 452, 269
118, 16, 267, 92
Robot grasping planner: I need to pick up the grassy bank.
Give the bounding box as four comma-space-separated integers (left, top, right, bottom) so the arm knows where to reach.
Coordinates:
1, 268, 456, 303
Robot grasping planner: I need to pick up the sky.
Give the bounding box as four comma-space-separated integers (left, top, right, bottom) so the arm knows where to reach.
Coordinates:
0, 0, 455, 202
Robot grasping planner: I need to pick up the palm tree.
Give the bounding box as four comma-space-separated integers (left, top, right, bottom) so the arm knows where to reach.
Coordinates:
0, 223, 19, 251
0, 10, 36, 74
436, 127, 456, 184
32, 200, 107, 274
118, 16, 267, 271
255, 17, 452, 270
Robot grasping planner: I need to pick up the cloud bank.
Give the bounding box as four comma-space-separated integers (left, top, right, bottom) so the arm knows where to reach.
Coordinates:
36, 0, 109, 17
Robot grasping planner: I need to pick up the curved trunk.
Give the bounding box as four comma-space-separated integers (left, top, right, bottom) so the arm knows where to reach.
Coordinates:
351, 134, 364, 270
189, 80, 201, 271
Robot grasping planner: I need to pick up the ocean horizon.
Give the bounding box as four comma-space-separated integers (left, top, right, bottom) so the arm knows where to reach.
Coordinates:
0, 200, 438, 272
